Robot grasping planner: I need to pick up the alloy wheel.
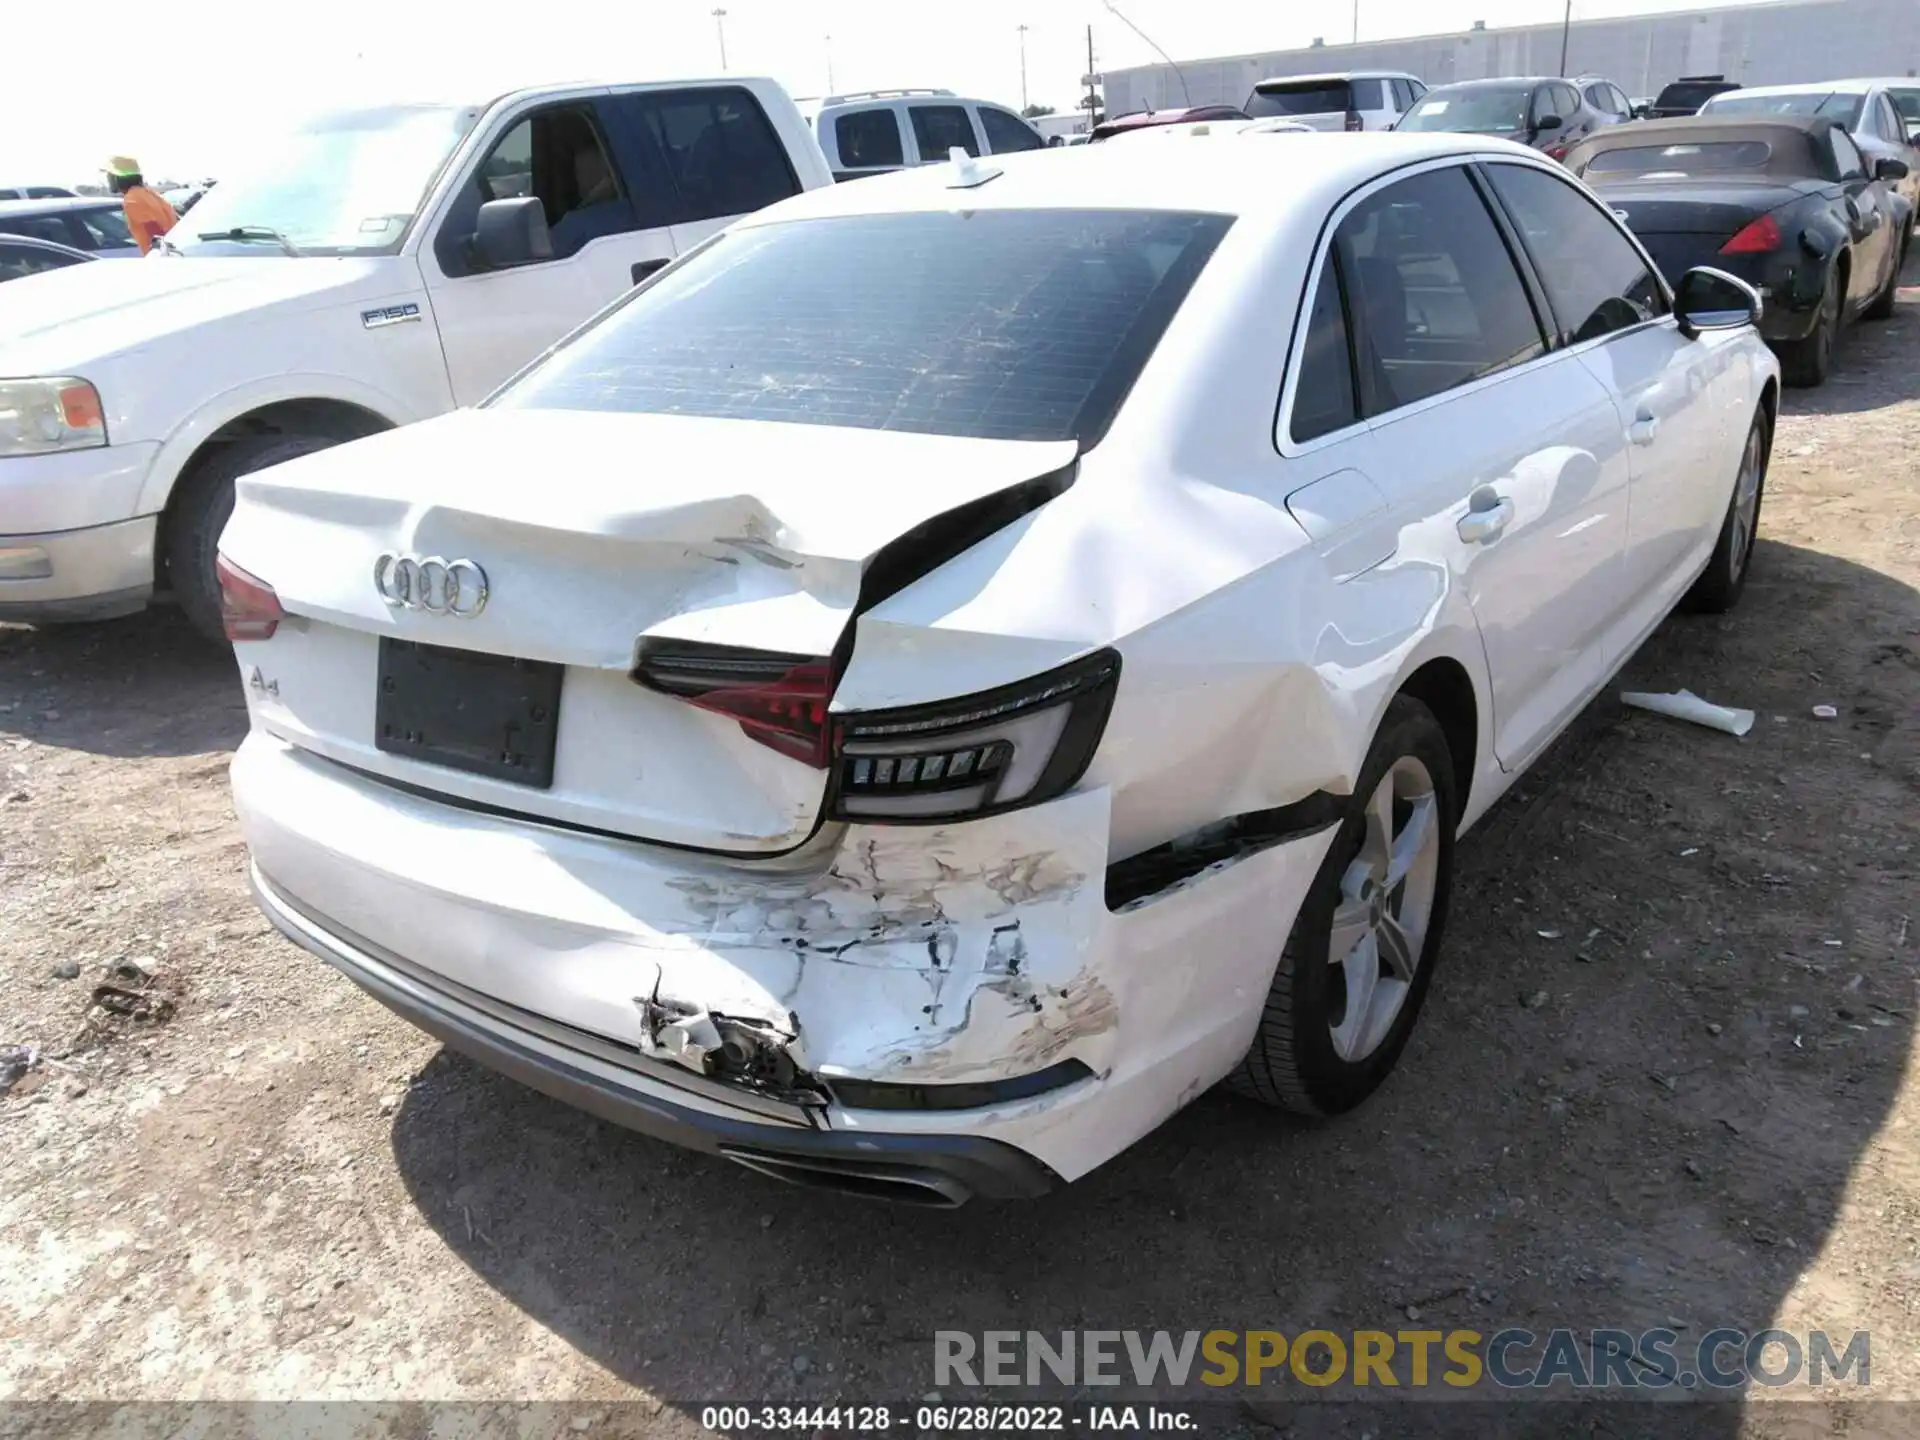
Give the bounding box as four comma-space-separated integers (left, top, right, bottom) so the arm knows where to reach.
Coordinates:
1729, 423, 1764, 581
1326, 757, 1441, 1062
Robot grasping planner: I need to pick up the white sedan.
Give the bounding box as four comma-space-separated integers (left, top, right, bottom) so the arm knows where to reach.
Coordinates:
223, 135, 1777, 1204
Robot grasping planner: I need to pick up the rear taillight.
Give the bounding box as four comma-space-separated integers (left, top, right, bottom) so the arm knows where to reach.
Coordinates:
633, 642, 834, 766
1720, 213, 1783, 255
1542, 141, 1570, 161
633, 642, 1122, 823
830, 649, 1120, 823
216, 553, 283, 642
1344, 110, 1364, 132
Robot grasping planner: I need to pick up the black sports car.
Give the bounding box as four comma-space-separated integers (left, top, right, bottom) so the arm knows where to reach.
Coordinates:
1565, 115, 1911, 386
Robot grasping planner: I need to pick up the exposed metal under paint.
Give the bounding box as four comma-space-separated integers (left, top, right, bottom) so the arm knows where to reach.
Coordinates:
1104, 794, 1344, 911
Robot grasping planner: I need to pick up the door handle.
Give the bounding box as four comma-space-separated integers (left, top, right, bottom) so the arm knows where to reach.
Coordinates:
631, 258, 669, 285
1457, 496, 1514, 544
1628, 410, 1660, 446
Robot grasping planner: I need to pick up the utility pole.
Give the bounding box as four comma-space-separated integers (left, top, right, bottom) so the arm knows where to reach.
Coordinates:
712, 8, 729, 71
825, 34, 835, 93
1018, 24, 1030, 112
1352, 1, 1359, 46
1558, 0, 1573, 77
1085, 24, 1098, 128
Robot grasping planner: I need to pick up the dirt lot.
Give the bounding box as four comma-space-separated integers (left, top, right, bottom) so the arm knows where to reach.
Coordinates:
3, 278, 1917, 1438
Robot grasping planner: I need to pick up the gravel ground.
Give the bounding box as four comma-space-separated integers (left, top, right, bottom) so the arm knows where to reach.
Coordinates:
2, 273, 1917, 1439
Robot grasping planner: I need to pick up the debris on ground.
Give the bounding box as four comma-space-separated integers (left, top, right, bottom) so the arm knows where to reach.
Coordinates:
1, 1043, 40, 1098
1620, 688, 1755, 737
1812, 704, 1839, 720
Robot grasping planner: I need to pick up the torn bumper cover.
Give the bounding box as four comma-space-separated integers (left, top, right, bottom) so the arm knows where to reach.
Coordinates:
232, 733, 1335, 1199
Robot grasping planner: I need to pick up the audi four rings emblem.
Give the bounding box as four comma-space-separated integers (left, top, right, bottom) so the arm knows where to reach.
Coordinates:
373, 553, 490, 617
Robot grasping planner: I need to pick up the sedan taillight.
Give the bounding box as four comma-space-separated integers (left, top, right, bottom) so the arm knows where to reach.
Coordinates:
830, 650, 1120, 823
1720, 213, 1783, 255
633, 642, 1122, 822
633, 641, 834, 766
1344, 110, 1365, 132
216, 553, 284, 642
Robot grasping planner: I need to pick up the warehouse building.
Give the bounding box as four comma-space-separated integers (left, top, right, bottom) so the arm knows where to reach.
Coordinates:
1100, 0, 1919, 118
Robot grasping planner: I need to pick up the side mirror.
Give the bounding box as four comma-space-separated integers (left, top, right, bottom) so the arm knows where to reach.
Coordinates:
1531, 113, 1564, 134
472, 196, 552, 270
1631, 103, 1653, 120
1674, 266, 1762, 337
1874, 156, 1910, 182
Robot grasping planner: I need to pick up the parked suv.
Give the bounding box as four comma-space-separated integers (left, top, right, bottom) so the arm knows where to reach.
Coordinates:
1395, 76, 1622, 159
1645, 75, 1741, 118
1244, 71, 1425, 131
801, 89, 1047, 181
0, 78, 832, 640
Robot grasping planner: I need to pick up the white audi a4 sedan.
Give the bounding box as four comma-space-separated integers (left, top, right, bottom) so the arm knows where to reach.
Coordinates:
224, 134, 1777, 1204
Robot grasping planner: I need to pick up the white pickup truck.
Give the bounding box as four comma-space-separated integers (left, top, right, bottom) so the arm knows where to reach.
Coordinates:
0, 77, 832, 640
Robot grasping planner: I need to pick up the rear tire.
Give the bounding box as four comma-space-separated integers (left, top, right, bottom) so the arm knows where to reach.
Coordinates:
1684, 407, 1770, 614
1226, 696, 1458, 1116
1778, 264, 1841, 387
163, 433, 344, 644
1863, 234, 1906, 321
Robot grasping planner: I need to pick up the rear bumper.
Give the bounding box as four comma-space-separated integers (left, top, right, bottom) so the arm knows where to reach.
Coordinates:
230, 731, 1335, 1191
252, 865, 1057, 1204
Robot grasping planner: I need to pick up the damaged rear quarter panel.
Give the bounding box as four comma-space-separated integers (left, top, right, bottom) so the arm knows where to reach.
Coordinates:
652, 787, 1118, 1085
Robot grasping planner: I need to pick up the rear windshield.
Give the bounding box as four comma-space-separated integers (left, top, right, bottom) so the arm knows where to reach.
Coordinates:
497, 209, 1232, 444
1584, 140, 1773, 176
1397, 87, 1532, 133
1246, 81, 1352, 118
1704, 91, 1863, 128
1655, 82, 1734, 111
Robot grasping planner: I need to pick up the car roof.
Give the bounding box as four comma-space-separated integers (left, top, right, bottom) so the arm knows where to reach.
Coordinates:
1713, 80, 1870, 99
1425, 76, 1558, 91
736, 131, 1549, 227
0, 196, 119, 215
1251, 70, 1419, 85
1565, 113, 1840, 178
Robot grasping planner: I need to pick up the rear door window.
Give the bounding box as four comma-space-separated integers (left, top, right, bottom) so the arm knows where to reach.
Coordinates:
909, 105, 980, 161
1334, 164, 1547, 415
498, 208, 1233, 445
1290, 254, 1360, 443
74, 207, 134, 248
1247, 81, 1353, 118
1351, 79, 1385, 111
833, 108, 904, 170
634, 87, 802, 223
1483, 162, 1666, 344
979, 106, 1046, 153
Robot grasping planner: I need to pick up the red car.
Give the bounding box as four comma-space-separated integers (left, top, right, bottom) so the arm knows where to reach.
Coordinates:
1090, 105, 1250, 141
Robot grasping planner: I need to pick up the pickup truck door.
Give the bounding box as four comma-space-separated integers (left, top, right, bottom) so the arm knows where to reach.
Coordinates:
600, 85, 810, 256
422, 93, 677, 405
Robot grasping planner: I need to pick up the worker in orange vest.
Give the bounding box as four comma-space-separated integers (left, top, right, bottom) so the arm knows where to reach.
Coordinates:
107, 157, 178, 254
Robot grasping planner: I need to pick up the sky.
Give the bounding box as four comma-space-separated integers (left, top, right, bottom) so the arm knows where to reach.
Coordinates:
3, 0, 1756, 186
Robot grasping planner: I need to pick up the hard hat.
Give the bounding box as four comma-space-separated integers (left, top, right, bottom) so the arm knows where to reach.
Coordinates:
106, 156, 142, 178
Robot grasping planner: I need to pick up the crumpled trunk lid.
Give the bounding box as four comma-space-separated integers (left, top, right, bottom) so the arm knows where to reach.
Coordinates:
221, 408, 1076, 853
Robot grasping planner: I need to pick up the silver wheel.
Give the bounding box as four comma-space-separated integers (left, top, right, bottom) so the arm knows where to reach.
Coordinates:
1730, 422, 1763, 580
1325, 757, 1441, 1063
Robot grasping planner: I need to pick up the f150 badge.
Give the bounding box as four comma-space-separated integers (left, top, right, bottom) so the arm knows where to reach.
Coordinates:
361, 303, 422, 329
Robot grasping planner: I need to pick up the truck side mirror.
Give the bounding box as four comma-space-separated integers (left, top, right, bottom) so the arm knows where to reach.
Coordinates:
472, 197, 552, 270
